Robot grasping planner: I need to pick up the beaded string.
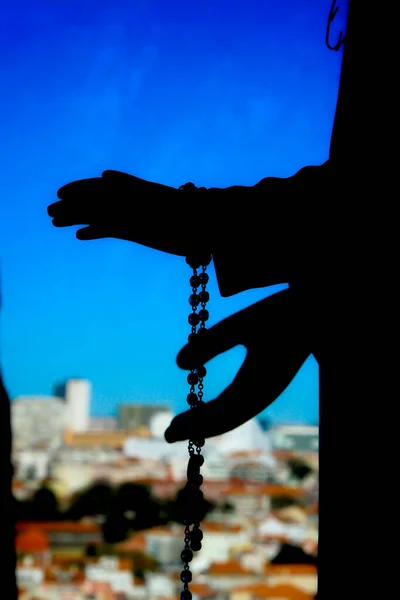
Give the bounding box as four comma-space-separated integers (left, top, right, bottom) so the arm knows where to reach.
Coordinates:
178, 182, 210, 599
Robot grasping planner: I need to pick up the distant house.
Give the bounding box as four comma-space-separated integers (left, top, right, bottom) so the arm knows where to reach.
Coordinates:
270, 425, 319, 457
15, 521, 103, 552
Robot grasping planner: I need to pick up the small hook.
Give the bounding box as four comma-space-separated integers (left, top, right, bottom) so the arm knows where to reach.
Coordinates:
326, 0, 346, 51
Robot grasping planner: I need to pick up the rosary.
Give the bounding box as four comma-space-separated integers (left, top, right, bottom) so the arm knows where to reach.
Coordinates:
178, 182, 210, 599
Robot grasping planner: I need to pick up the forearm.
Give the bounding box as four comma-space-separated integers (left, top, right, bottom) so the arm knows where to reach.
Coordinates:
207, 164, 331, 297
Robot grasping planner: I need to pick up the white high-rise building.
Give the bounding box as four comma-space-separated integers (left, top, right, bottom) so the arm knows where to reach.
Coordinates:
66, 379, 91, 433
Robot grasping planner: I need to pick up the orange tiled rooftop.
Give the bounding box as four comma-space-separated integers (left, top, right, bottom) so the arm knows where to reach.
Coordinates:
231, 583, 314, 599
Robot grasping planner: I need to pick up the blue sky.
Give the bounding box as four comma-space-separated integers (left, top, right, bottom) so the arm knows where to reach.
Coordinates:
0, 0, 347, 423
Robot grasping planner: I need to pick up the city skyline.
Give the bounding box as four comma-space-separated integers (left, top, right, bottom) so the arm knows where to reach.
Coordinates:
0, 0, 344, 425
8, 344, 318, 425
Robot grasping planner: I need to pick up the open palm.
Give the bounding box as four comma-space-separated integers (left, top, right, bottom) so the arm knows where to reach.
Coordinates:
165, 288, 315, 443
48, 169, 211, 256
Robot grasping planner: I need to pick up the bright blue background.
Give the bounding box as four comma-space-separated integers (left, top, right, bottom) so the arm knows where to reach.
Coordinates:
0, 0, 347, 423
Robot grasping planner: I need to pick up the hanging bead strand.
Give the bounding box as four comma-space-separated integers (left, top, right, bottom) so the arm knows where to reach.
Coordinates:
179, 250, 211, 600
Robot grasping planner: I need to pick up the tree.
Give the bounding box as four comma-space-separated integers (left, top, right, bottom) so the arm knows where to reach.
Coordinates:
271, 495, 298, 510
287, 457, 313, 481
115, 482, 151, 513
113, 482, 165, 533
85, 544, 98, 557
32, 486, 60, 520
64, 480, 113, 519
15, 485, 60, 521
127, 551, 158, 574
220, 500, 235, 513
102, 514, 131, 544
271, 542, 317, 566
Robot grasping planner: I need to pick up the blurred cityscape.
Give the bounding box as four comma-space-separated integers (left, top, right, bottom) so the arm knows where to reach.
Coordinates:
12, 378, 318, 600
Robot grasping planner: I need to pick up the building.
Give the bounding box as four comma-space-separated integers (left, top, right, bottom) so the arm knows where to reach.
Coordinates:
118, 403, 171, 430
65, 379, 91, 433
15, 522, 103, 553
13, 447, 52, 481
88, 417, 117, 431
270, 425, 319, 455
11, 396, 67, 448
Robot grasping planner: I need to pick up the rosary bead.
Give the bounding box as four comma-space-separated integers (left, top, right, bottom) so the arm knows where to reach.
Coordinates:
186, 392, 198, 406
190, 274, 200, 288
187, 472, 203, 486
189, 294, 200, 307
181, 549, 193, 563
180, 182, 197, 191
198, 309, 209, 322
195, 365, 207, 378
181, 258, 209, 595
198, 272, 209, 285
190, 528, 203, 542
187, 372, 199, 385
187, 454, 204, 471
180, 570, 192, 584
198, 290, 210, 303
183, 482, 203, 499
186, 256, 202, 269
188, 313, 200, 326
188, 329, 207, 344
182, 504, 206, 526
190, 539, 202, 552
199, 254, 212, 267
186, 255, 212, 270
190, 541, 201, 552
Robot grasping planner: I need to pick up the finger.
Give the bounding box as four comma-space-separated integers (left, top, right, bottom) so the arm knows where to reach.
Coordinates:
57, 177, 103, 199
102, 170, 140, 181
176, 289, 291, 369
47, 200, 63, 217
165, 332, 310, 443
76, 226, 109, 241
177, 317, 241, 370
48, 197, 95, 223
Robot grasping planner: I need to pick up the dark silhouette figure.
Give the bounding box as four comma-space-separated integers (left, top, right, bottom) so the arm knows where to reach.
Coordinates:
0, 270, 18, 597
0, 373, 17, 598
47, 0, 357, 441
45, 1, 368, 597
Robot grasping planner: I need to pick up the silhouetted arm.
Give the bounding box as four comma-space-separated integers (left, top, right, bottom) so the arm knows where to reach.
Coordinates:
209, 163, 333, 297
210, 0, 358, 298
329, 0, 358, 171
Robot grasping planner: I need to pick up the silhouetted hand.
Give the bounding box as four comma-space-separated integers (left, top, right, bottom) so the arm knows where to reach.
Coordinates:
47, 170, 212, 256
164, 288, 314, 443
